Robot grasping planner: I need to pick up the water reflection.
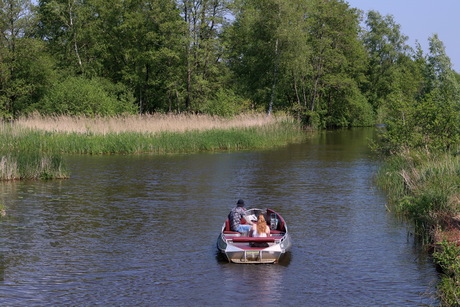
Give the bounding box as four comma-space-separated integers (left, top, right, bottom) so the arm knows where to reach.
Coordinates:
220, 262, 285, 305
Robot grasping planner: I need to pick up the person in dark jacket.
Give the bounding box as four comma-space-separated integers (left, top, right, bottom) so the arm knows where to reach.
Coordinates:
228, 199, 252, 233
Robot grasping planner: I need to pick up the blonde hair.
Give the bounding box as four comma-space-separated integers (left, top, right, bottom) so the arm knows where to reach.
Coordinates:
256, 214, 267, 235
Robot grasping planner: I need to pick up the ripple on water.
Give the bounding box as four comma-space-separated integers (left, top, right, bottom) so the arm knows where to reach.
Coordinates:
0, 129, 439, 306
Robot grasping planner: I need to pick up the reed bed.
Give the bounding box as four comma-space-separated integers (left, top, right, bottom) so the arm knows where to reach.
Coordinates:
0, 124, 69, 180
2, 119, 304, 155
1, 113, 305, 180
15, 113, 285, 135
0, 151, 68, 180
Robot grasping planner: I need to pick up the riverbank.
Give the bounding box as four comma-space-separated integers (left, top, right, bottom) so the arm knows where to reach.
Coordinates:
376, 150, 460, 305
0, 113, 306, 180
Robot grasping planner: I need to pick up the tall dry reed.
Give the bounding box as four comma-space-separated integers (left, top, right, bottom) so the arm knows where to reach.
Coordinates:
15, 113, 286, 135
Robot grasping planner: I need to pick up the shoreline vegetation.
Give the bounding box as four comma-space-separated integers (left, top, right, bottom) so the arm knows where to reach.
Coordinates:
0, 113, 305, 181
2, 0, 459, 303
376, 149, 460, 305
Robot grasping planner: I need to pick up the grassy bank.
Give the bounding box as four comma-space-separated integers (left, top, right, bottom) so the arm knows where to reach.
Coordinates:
1, 113, 305, 180
376, 150, 460, 305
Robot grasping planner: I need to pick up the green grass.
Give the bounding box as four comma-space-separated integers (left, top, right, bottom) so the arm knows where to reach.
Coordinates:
376, 150, 460, 220
376, 149, 460, 305
0, 118, 305, 180
433, 241, 460, 306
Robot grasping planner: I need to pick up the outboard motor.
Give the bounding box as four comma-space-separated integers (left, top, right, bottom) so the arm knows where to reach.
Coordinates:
270, 213, 278, 230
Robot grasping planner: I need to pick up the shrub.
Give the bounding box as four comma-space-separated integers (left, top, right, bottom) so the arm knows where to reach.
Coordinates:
39, 76, 137, 116
198, 89, 248, 117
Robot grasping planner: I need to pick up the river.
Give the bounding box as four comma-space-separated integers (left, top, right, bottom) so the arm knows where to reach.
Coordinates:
0, 128, 438, 306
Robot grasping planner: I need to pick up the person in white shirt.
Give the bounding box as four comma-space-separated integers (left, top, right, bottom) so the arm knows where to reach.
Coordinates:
251, 214, 270, 237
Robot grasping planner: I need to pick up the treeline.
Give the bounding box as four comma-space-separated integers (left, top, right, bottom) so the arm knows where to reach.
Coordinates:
1, 0, 459, 135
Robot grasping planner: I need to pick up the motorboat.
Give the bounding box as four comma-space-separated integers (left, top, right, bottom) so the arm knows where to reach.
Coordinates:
217, 208, 292, 264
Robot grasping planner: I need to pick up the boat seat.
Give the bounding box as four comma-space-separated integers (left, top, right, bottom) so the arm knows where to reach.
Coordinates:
223, 219, 240, 234
270, 229, 284, 235
226, 236, 276, 243
278, 219, 285, 232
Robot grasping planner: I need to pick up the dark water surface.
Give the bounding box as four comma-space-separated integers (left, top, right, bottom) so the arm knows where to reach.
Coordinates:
0, 128, 438, 306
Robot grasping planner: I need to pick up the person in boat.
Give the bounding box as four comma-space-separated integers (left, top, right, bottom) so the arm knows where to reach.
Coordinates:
250, 214, 271, 237
228, 199, 252, 233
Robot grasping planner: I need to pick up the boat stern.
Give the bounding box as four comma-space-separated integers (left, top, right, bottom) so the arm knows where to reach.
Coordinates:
218, 234, 289, 264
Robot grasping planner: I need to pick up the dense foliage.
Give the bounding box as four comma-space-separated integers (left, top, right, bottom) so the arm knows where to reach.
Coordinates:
1, 0, 459, 140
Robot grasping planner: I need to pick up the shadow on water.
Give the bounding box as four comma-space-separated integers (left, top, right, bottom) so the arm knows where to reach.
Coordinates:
277, 251, 292, 267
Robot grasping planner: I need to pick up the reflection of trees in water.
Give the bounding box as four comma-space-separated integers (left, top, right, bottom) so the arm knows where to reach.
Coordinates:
0, 181, 19, 204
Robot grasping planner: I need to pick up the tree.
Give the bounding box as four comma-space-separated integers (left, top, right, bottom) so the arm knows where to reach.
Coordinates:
226, 0, 282, 113
96, 0, 186, 113
379, 35, 460, 152
37, 0, 186, 113
180, 0, 231, 112
227, 0, 370, 127
303, 0, 369, 127
36, 0, 89, 74
425, 34, 460, 100
0, 0, 55, 118
379, 54, 425, 152
417, 34, 460, 150
361, 10, 410, 113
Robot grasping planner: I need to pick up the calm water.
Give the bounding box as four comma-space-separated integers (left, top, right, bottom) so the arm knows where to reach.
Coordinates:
0, 128, 438, 306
